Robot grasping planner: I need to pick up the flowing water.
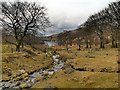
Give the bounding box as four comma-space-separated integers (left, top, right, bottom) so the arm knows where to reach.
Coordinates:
0, 52, 64, 89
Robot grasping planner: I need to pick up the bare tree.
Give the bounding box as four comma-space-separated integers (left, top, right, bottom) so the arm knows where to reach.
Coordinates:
0, 1, 50, 51
104, 2, 120, 48
87, 11, 107, 48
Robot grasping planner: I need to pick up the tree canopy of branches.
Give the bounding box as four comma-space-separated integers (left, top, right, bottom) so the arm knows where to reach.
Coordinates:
0, 1, 50, 51
76, 1, 120, 48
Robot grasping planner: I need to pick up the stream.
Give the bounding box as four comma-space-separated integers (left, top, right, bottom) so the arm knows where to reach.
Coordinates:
44, 41, 58, 46
0, 52, 64, 89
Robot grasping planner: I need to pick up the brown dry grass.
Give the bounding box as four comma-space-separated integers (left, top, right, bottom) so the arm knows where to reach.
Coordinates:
32, 45, 119, 88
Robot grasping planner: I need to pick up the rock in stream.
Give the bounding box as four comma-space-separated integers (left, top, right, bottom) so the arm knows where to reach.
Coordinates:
1, 52, 65, 89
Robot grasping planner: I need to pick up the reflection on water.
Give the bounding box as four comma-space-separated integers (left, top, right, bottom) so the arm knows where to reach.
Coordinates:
44, 41, 58, 46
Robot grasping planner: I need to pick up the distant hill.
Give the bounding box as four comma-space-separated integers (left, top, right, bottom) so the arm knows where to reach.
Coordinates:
48, 29, 79, 39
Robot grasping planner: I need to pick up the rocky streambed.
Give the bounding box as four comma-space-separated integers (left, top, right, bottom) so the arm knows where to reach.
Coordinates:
0, 52, 65, 89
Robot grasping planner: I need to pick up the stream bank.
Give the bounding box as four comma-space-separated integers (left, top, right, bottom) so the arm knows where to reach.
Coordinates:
0, 51, 65, 89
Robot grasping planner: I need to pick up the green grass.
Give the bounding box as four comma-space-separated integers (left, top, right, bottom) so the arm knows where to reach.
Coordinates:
56, 45, 118, 72
32, 70, 118, 88
2, 44, 53, 81
32, 45, 119, 88
2, 44, 119, 88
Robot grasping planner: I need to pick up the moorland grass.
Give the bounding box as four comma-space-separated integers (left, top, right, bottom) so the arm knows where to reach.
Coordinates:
32, 45, 119, 88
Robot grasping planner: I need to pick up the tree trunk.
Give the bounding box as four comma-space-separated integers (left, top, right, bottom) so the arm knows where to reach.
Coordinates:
86, 40, 89, 48
103, 42, 105, 48
90, 43, 92, 48
16, 44, 21, 52
100, 37, 104, 48
100, 40, 103, 48
111, 35, 115, 48
112, 39, 115, 48
79, 44, 81, 50
16, 41, 22, 52
89, 41, 92, 48
115, 41, 118, 48
22, 43, 24, 48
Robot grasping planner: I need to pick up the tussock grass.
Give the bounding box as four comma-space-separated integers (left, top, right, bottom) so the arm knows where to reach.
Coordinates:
32, 45, 119, 88
2, 44, 53, 81
32, 70, 118, 88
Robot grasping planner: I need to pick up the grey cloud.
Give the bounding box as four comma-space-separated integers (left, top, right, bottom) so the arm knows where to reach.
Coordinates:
0, 0, 116, 36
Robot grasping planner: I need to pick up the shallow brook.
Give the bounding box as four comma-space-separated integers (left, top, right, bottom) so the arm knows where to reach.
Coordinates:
1, 52, 65, 89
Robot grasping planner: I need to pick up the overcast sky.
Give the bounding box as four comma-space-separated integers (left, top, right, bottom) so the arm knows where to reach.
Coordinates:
1, 0, 116, 36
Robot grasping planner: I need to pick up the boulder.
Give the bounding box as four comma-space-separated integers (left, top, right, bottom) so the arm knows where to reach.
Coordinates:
68, 61, 74, 63
62, 62, 73, 69
70, 78, 79, 82
88, 51, 94, 53
85, 56, 95, 58
64, 68, 75, 74
100, 68, 108, 72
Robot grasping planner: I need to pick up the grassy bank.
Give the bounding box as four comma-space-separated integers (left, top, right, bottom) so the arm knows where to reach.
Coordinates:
32, 45, 119, 88
1, 44, 119, 88
32, 70, 118, 88
2, 44, 54, 81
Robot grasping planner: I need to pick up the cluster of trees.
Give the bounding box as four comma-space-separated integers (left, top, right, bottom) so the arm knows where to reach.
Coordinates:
57, 1, 120, 49
83, 1, 120, 48
57, 30, 75, 50
0, 1, 50, 51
